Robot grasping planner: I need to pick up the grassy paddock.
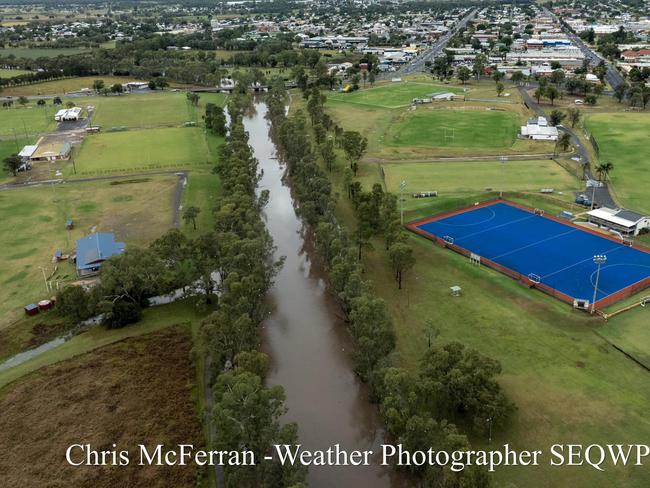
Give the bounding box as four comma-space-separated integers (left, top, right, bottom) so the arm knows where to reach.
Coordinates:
0, 46, 96, 59
0, 177, 177, 332
0, 105, 57, 136
0, 68, 32, 77
585, 113, 650, 214
89, 92, 195, 129
370, 160, 580, 196
329, 81, 465, 108
73, 127, 212, 175
0, 76, 140, 96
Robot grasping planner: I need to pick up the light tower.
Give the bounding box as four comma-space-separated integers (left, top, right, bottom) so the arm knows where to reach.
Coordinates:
591, 254, 607, 314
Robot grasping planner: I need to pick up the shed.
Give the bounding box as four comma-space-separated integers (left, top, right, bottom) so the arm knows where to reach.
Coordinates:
18, 145, 38, 161
450, 285, 462, 297
24, 303, 39, 316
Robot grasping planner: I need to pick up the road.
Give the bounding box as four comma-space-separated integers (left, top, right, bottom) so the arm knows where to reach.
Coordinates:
543, 6, 625, 90
518, 86, 617, 208
395, 8, 479, 76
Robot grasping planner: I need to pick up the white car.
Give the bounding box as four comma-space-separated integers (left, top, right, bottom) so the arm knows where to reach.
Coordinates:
574, 99, 584, 105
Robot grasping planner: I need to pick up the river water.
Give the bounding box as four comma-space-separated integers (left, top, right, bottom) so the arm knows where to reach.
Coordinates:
244, 102, 402, 487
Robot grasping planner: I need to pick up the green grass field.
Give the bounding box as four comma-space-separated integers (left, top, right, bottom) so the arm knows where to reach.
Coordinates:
0, 105, 56, 136
0, 68, 32, 78
73, 127, 212, 175
369, 160, 580, 197
89, 92, 195, 128
0, 46, 96, 59
585, 113, 650, 214
313, 87, 650, 486
0, 76, 140, 97
0, 177, 177, 333
385, 108, 519, 148
329, 81, 465, 108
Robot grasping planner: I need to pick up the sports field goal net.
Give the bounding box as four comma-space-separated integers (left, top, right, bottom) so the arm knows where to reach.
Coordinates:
528, 273, 541, 284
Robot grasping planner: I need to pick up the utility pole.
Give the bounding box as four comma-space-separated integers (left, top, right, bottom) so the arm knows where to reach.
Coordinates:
591, 254, 607, 314
400, 180, 407, 225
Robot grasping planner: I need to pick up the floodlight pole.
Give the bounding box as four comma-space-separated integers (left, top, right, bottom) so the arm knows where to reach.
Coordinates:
591, 254, 607, 314
400, 180, 406, 225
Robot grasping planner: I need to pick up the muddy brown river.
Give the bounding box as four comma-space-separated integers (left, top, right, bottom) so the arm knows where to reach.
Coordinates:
244, 102, 405, 487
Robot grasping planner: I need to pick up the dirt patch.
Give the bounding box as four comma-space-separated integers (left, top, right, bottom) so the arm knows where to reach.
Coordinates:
0, 327, 203, 488
26, 321, 72, 348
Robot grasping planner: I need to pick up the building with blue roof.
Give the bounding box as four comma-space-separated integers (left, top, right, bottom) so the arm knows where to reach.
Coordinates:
75, 233, 125, 276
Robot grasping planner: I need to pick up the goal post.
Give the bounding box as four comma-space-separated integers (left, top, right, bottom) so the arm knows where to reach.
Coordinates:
528, 273, 541, 284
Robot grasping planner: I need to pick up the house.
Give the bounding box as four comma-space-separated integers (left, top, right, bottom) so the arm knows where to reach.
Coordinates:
621, 49, 650, 62
30, 141, 71, 162
520, 116, 559, 141
586, 208, 650, 237
75, 233, 126, 276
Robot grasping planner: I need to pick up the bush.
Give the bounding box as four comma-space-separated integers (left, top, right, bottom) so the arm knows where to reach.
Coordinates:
103, 300, 141, 329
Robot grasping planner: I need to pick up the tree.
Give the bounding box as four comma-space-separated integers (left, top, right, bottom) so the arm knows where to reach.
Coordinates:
65, 101, 75, 108
472, 54, 487, 81
388, 242, 415, 289
511, 70, 524, 85
534, 86, 545, 104
56, 285, 94, 322
496, 82, 504, 97
595, 162, 614, 181
53, 96, 62, 105
549, 109, 565, 126
148, 80, 157, 90
341, 131, 368, 176
17, 96, 28, 106
555, 132, 571, 155
613, 84, 627, 103
92, 79, 105, 92
320, 138, 336, 172
37, 99, 46, 107
420, 342, 514, 432
457, 66, 471, 84
546, 85, 559, 105
3, 153, 21, 176
492, 69, 504, 83
110, 83, 124, 94
182, 206, 201, 230
186, 92, 200, 106
368, 71, 376, 86
103, 299, 141, 329
567, 107, 581, 128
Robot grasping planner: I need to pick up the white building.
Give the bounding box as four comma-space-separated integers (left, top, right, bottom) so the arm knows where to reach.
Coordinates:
587, 208, 650, 237
520, 116, 559, 141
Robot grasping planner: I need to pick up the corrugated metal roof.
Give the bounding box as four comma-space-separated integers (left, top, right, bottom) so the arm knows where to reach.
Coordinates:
75, 233, 125, 271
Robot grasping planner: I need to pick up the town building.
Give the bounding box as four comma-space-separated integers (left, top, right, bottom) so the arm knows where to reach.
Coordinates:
586, 208, 650, 237
520, 116, 559, 141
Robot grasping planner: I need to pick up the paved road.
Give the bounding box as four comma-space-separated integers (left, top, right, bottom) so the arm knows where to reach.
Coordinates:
518, 86, 617, 208
392, 8, 479, 76
543, 6, 625, 90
